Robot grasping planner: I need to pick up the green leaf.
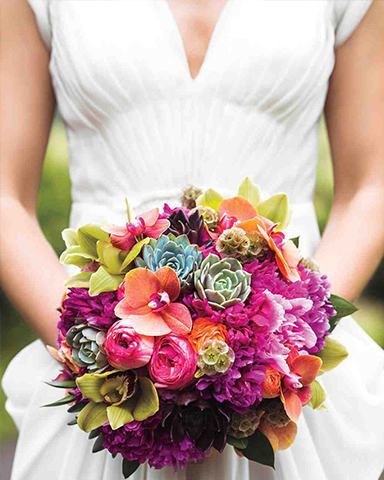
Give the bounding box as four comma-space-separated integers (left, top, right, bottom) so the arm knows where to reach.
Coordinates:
316, 337, 349, 375
329, 294, 358, 331
122, 459, 140, 478
97, 241, 126, 275
62, 228, 78, 247
44, 380, 77, 389
227, 436, 249, 450
89, 266, 124, 296
125, 198, 132, 223
64, 271, 93, 289
68, 401, 88, 413
308, 380, 327, 409
107, 402, 135, 430
60, 246, 94, 268
77, 224, 110, 259
67, 418, 78, 426
237, 177, 261, 208
77, 401, 109, 433
133, 377, 159, 422
120, 237, 150, 272
290, 236, 300, 248
257, 193, 291, 231
88, 429, 100, 440
241, 429, 275, 469
42, 394, 75, 408
196, 188, 225, 212
92, 433, 105, 453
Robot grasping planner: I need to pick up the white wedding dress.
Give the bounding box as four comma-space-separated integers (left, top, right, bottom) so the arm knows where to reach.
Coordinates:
3, 1, 384, 479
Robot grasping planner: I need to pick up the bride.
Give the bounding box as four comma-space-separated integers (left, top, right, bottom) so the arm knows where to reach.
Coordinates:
1, 1, 384, 479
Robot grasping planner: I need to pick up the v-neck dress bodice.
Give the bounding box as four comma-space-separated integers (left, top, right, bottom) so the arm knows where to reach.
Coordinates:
3, 1, 384, 480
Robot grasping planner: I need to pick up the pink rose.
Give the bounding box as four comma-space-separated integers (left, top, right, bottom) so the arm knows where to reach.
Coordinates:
104, 320, 154, 370
149, 334, 197, 390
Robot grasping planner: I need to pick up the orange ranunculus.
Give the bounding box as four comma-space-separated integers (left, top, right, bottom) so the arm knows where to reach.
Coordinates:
261, 367, 282, 399
188, 317, 228, 353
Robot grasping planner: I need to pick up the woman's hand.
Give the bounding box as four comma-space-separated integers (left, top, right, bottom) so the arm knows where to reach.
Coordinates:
314, 0, 384, 302
0, 0, 68, 347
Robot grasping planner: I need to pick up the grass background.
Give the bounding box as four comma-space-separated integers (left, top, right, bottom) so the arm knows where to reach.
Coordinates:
1, 115, 383, 443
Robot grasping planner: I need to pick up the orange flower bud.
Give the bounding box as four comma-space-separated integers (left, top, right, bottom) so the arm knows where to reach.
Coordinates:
261, 367, 282, 398
188, 318, 228, 353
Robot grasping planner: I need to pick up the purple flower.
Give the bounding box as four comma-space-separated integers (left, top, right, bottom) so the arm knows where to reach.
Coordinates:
101, 404, 206, 471
59, 288, 119, 336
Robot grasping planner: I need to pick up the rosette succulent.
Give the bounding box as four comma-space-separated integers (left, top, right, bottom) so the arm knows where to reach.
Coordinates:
136, 234, 202, 290
66, 319, 108, 372
161, 396, 230, 453
194, 254, 251, 310
165, 209, 208, 246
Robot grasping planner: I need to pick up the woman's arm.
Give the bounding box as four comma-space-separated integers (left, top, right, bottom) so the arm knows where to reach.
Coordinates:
0, 0, 68, 347
314, 0, 384, 302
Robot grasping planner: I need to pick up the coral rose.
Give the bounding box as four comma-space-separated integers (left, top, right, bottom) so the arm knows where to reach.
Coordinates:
149, 334, 197, 390
188, 317, 228, 353
261, 367, 282, 398
103, 320, 154, 370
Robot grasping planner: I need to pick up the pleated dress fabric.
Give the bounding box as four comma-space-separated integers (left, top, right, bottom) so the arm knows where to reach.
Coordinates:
3, 1, 384, 479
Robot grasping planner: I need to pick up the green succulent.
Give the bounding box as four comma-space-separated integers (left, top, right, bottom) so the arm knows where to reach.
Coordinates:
76, 370, 159, 432
194, 253, 251, 310
66, 320, 108, 373
136, 234, 202, 290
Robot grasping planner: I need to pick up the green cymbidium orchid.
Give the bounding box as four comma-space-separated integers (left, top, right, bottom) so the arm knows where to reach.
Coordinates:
60, 224, 130, 296
196, 177, 292, 231
76, 370, 159, 432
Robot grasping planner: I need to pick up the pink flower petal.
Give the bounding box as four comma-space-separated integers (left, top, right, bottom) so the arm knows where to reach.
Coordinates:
139, 208, 159, 227
101, 225, 128, 236
160, 303, 192, 335
145, 219, 170, 239
281, 240, 301, 267
295, 385, 312, 406
128, 313, 172, 336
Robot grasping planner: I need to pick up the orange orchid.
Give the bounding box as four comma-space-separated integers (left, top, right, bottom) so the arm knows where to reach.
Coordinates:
47, 334, 80, 375
115, 267, 192, 336
280, 346, 322, 423
259, 418, 298, 453
217, 196, 301, 283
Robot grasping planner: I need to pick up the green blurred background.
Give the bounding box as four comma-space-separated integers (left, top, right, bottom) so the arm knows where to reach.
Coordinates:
1, 115, 383, 454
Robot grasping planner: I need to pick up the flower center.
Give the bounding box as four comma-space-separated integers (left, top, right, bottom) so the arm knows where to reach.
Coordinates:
126, 217, 145, 236
283, 373, 302, 390
148, 291, 170, 312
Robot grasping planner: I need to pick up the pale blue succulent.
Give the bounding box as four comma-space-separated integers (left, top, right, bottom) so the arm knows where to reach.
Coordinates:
136, 234, 203, 290
194, 253, 251, 310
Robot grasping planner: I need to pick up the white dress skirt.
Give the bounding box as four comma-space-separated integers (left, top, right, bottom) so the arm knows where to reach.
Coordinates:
3, 1, 384, 479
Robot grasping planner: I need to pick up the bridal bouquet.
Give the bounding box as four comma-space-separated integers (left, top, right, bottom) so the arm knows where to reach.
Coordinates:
45, 178, 356, 477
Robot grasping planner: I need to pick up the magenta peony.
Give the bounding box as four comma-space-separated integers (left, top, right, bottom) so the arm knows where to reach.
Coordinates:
103, 320, 154, 370
149, 334, 197, 390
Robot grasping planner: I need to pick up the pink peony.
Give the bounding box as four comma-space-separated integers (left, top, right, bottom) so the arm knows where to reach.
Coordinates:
149, 334, 197, 390
103, 320, 154, 370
